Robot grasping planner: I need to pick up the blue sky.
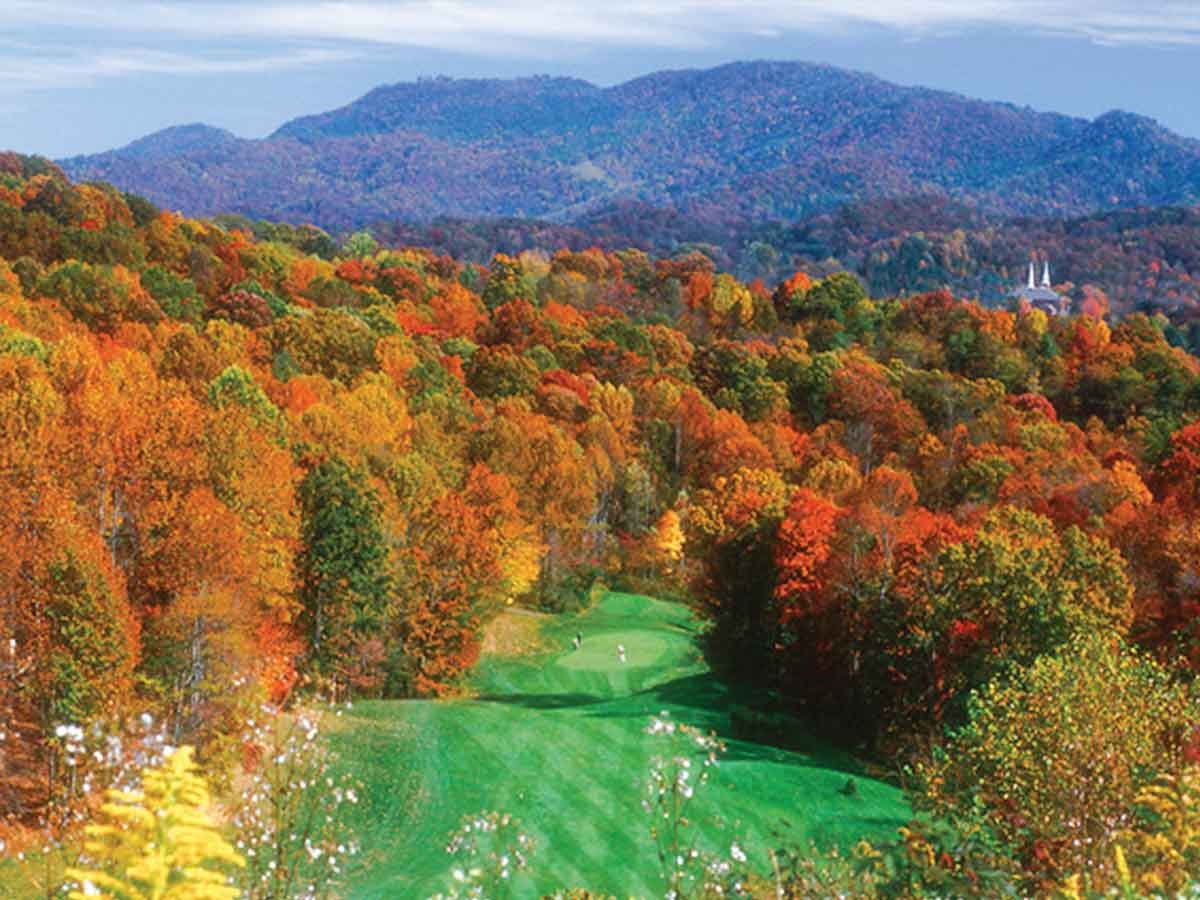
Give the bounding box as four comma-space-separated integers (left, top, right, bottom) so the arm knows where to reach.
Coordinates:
2, 1, 1199, 158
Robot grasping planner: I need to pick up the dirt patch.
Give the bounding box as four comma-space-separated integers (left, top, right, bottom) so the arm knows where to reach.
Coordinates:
480, 607, 550, 657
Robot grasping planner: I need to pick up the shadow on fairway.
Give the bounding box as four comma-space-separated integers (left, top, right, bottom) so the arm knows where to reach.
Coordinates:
718, 736, 864, 776
473, 691, 605, 709
575, 672, 872, 777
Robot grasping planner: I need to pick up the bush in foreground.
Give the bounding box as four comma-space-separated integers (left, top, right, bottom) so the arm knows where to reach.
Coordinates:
913, 634, 1196, 893
63, 746, 244, 900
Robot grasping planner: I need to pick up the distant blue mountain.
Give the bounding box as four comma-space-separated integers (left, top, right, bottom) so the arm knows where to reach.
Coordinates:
59, 60, 1200, 230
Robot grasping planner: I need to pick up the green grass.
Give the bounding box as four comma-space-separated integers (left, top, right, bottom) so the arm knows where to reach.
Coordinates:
0, 839, 79, 900
330, 592, 910, 898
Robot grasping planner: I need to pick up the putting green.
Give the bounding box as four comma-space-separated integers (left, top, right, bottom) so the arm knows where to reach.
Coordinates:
557, 631, 671, 670
321, 592, 909, 898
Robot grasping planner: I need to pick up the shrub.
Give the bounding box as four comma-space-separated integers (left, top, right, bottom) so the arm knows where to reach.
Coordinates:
63, 746, 243, 900
1123, 766, 1200, 896
233, 706, 361, 900
913, 634, 1196, 892
432, 811, 535, 900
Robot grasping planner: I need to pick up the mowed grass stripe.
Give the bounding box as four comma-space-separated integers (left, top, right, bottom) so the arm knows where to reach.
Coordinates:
499, 708, 669, 899
426, 705, 657, 896
341, 593, 910, 898
336, 701, 465, 896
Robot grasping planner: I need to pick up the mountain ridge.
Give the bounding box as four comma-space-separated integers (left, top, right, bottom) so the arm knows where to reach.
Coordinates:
59, 59, 1200, 230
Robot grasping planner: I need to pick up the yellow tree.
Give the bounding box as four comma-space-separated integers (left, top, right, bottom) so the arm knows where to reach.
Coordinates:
649, 509, 684, 575
476, 403, 597, 587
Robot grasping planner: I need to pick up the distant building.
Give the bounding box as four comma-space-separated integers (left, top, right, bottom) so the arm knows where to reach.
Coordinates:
1011, 260, 1068, 316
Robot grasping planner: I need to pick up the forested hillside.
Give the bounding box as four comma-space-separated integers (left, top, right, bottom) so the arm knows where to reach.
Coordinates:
373, 199, 1200, 324
5, 153, 1200, 895
761, 201, 1200, 315
61, 61, 1200, 230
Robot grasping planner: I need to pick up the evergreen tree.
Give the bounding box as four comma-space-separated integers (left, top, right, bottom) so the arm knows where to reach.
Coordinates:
297, 457, 391, 685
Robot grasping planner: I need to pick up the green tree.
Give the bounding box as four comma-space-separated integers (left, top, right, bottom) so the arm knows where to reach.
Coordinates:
139, 265, 203, 322
342, 230, 378, 259
915, 635, 1194, 892
272, 308, 378, 385
792, 272, 865, 323
42, 551, 136, 727
37, 261, 163, 332
465, 346, 539, 400
207, 365, 285, 440
929, 506, 1133, 722
297, 457, 391, 688
481, 254, 526, 310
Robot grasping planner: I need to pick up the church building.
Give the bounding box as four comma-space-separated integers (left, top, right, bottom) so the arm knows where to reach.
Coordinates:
1011, 260, 1067, 316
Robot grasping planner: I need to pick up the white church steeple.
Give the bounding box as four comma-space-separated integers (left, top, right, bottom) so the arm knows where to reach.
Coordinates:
1013, 252, 1065, 316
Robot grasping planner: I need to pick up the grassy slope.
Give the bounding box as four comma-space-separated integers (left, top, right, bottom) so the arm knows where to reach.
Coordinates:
330, 593, 909, 898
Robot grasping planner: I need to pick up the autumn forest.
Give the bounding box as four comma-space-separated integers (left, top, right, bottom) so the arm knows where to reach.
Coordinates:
3, 143, 1200, 898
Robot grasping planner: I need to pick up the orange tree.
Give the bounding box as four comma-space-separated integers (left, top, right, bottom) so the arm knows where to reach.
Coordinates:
687, 466, 791, 680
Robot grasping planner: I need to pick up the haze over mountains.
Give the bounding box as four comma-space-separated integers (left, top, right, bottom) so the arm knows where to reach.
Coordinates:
61, 60, 1200, 233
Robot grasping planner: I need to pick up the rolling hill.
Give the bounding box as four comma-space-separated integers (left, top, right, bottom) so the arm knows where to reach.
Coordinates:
60, 60, 1200, 231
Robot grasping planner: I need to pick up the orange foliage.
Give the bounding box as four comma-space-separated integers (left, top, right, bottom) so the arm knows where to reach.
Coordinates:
430, 283, 487, 339
774, 489, 841, 615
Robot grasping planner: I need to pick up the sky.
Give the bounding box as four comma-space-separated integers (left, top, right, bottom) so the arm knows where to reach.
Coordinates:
1, 1, 1199, 158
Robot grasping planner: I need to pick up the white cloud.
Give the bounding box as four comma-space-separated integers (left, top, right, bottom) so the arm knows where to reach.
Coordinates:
3, 2, 685, 52
4, 1, 1200, 50
0, 0, 1197, 94
0, 45, 359, 91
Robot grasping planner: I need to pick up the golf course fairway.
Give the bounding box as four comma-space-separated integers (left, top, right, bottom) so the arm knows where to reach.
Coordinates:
328, 592, 909, 898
